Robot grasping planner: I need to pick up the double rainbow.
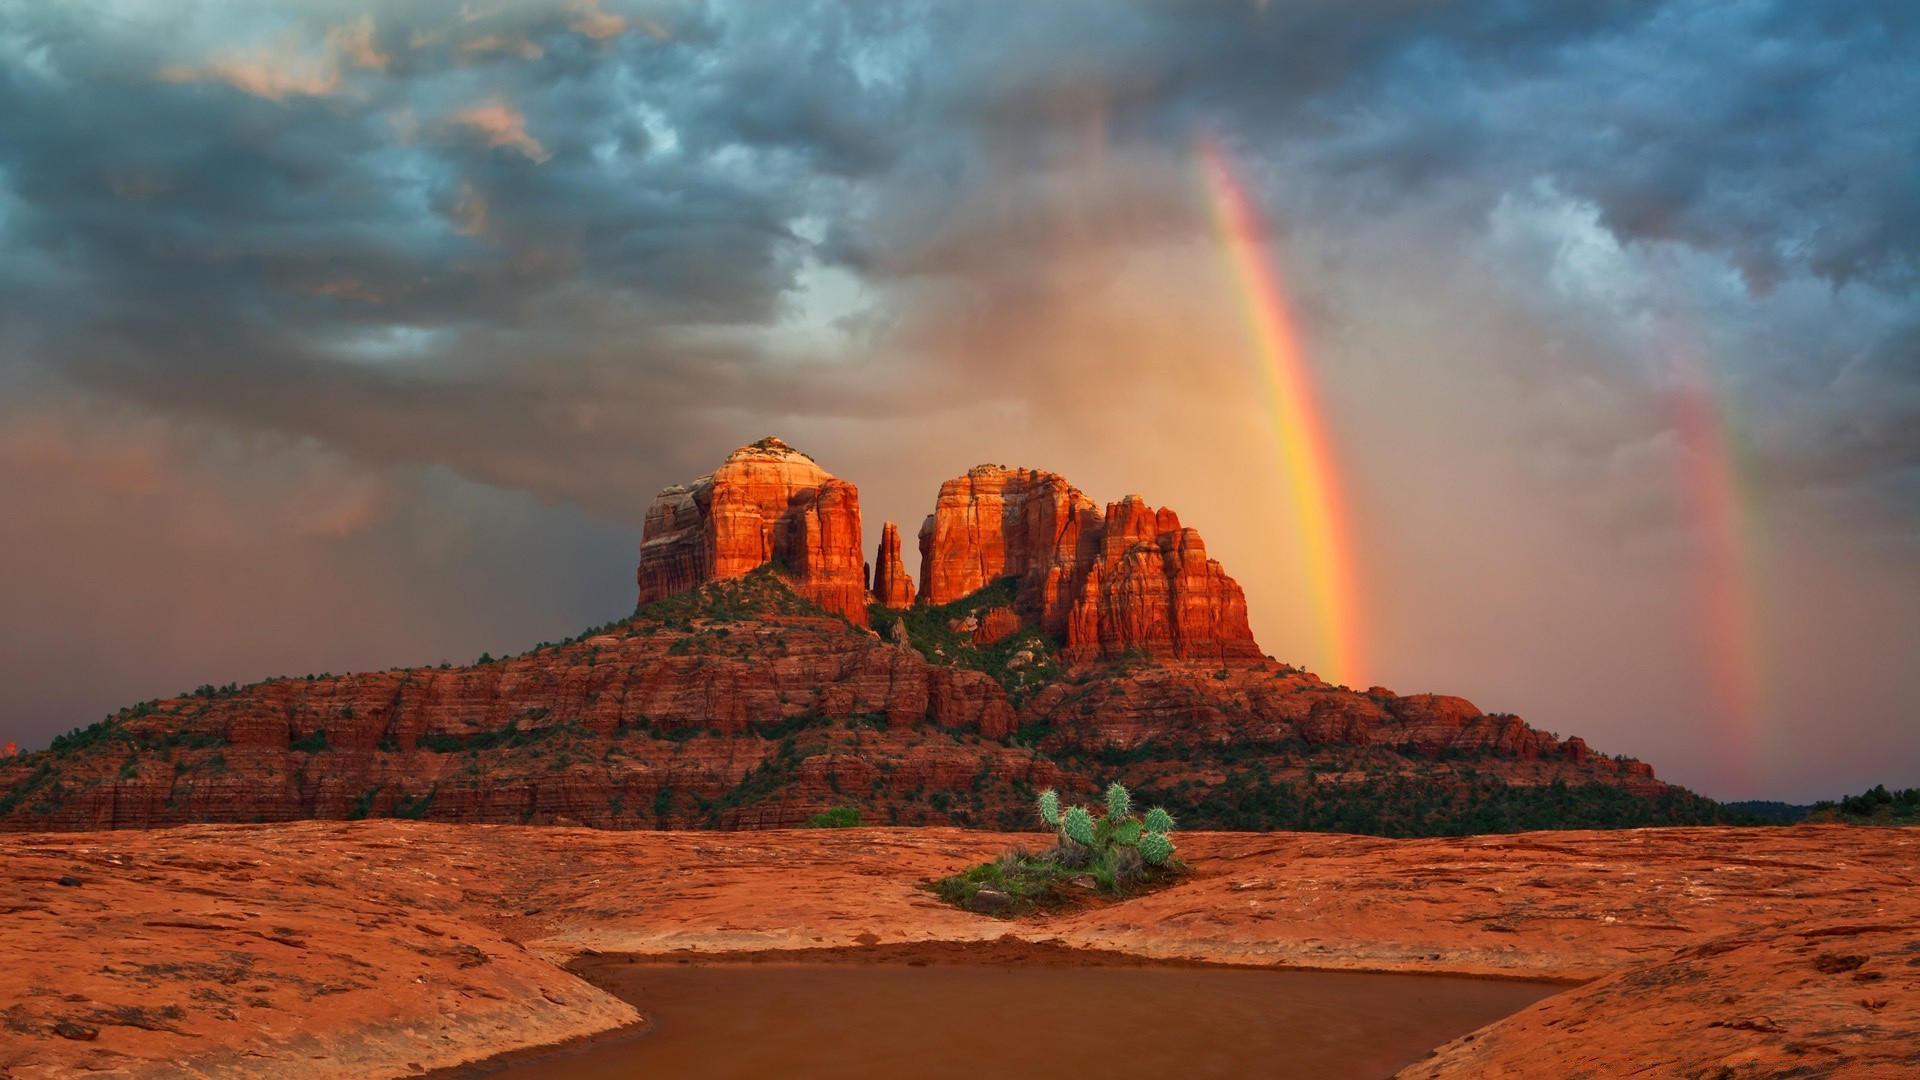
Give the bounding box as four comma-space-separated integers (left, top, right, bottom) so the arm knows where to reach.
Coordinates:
1198, 137, 1363, 688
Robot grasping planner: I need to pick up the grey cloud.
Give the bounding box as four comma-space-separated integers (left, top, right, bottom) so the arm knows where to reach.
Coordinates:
0, 0, 1915, 797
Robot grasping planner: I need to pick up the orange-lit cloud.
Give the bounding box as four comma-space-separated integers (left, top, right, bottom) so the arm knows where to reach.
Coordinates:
452, 100, 550, 162
157, 15, 387, 101
567, 0, 627, 41
460, 34, 545, 61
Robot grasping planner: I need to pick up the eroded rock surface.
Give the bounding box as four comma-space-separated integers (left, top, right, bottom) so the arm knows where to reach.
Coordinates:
0, 823, 1912, 1079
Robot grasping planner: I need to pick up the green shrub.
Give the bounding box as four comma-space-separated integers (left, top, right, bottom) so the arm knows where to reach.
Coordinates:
807, 805, 862, 828
289, 729, 328, 753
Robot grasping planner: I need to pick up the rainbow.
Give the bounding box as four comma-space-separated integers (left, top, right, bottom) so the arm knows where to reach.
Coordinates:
1660, 321, 1765, 790
1198, 137, 1363, 687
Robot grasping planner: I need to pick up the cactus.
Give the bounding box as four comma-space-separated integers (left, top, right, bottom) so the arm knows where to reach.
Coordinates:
1037, 788, 1061, 827
1113, 819, 1143, 845
1105, 781, 1132, 820
1144, 806, 1176, 834
1138, 831, 1174, 866
1063, 805, 1095, 846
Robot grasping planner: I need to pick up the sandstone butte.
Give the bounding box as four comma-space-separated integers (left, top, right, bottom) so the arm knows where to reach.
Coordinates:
0, 822, 1913, 1078
0, 439, 1675, 835
918, 465, 1260, 664
636, 437, 870, 627
2, 437, 1915, 1076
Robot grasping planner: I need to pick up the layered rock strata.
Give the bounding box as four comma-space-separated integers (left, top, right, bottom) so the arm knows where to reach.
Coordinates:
2, 443, 1685, 835
637, 438, 867, 626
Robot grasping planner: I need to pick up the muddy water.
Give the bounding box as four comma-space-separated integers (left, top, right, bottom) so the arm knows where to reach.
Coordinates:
476, 958, 1560, 1079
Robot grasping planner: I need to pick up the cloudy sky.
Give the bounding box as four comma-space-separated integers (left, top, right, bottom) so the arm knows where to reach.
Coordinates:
1, 0, 1913, 802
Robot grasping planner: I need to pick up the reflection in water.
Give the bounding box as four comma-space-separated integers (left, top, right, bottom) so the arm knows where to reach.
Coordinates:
472, 961, 1559, 1079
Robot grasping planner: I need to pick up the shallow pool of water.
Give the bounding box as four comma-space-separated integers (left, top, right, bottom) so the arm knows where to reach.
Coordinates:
471, 957, 1559, 1079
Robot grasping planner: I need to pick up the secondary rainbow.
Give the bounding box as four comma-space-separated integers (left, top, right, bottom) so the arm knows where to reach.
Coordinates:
1660, 318, 1766, 790
1198, 137, 1363, 687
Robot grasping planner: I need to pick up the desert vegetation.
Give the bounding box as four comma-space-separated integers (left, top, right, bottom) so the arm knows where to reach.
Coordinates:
935, 782, 1183, 916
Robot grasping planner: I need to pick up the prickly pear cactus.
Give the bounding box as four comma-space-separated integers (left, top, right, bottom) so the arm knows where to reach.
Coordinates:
1138, 831, 1174, 866
1144, 807, 1176, 834
1105, 782, 1132, 820
1113, 819, 1143, 845
1063, 805, 1095, 846
1037, 788, 1061, 827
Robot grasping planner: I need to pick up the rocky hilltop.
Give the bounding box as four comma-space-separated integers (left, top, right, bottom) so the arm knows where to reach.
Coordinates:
637, 437, 869, 626
1, 439, 1720, 834
918, 466, 1258, 663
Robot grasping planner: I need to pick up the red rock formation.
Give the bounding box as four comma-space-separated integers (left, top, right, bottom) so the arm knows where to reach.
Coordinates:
0, 742, 15, 759
917, 466, 1102, 632
637, 438, 867, 626
971, 607, 1021, 647
916, 467, 1258, 664
0, 449, 1684, 835
870, 522, 915, 609
1063, 497, 1260, 664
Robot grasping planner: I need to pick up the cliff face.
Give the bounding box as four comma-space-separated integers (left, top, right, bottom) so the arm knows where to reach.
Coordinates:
916, 467, 1259, 663
636, 438, 868, 626
0, 573, 1673, 834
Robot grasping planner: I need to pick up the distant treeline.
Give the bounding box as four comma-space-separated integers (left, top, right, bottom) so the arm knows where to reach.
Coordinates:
1142, 773, 1745, 838
1808, 784, 1920, 824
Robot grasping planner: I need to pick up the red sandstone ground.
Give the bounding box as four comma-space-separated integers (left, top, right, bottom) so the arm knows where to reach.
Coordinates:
1, 823, 1913, 1078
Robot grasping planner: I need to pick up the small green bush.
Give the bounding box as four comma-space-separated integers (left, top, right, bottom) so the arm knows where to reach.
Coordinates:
808, 805, 862, 828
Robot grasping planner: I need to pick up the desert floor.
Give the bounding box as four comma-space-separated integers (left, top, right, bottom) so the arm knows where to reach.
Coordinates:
2, 823, 1915, 1078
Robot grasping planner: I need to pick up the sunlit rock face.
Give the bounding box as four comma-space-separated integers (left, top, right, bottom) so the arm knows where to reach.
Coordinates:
870, 521, 915, 609
637, 437, 869, 626
916, 466, 1261, 664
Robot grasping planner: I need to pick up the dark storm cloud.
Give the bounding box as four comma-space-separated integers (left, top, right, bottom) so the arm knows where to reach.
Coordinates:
2, 0, 1911, 504
0, 1, 1915, 796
